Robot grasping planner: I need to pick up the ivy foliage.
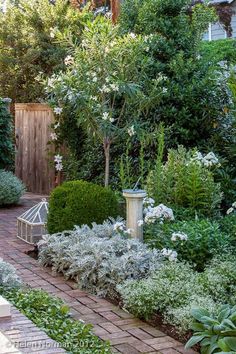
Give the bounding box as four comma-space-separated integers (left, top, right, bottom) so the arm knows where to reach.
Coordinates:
0, 98, 14, 169
1, 287, 111, 354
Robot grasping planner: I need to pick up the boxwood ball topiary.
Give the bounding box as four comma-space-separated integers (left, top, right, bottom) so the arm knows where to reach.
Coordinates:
47, 180, 120, 233
0, 170, 25, 206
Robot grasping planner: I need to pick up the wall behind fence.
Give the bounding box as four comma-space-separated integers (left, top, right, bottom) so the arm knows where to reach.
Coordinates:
15, 103, 55, 195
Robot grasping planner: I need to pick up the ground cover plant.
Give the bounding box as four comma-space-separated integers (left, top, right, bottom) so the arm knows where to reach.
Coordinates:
47, 180, 120, 233
0, 170, 25, 206
118, 255, 236, 335
0, 258, 111, 354
1, 287, 111, 354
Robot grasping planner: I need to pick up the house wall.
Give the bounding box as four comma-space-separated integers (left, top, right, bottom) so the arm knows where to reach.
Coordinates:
203, 0, 236, 40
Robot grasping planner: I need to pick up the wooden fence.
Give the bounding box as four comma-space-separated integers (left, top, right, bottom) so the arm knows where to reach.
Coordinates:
15, 103, 55, 195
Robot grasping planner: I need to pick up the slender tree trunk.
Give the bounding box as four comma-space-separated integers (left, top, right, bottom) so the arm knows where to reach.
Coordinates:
103, 138, 111, 187
111, 0, 120, 24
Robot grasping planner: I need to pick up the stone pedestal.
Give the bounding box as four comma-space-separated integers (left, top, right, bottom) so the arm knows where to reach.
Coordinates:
123, 189, 146, 242
0, 296, 11, 318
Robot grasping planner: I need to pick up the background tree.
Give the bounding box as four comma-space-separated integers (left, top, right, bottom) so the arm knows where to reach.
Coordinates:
0, 0, 90, 102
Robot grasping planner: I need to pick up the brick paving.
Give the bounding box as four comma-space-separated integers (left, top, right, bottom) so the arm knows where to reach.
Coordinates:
0, 193, 198, 354
0, 307, 66, 354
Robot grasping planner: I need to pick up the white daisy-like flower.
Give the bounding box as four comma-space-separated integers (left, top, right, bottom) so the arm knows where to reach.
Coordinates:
91, 96, 98, 101
50, 132, 58, 141
109, 117, 115, 123
162, 87, 168, 93
92, 76, 98, 83
55, 162, 63, 171
54, 154, 63, 164
54, 107, 63, 115
54, 122, 60, 129
102, 112, 109, 120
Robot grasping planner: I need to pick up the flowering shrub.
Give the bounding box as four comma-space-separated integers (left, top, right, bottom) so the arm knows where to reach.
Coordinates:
198, 255, 236, 305
0, 170, 25, 206
147, 146, 222, 216
144, 219, 232, 271
38, 220, 162, 299
45, 17, 160, 186
0, 258, 21, 288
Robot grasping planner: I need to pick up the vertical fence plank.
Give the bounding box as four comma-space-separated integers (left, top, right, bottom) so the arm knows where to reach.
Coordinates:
15, 103, 55, 195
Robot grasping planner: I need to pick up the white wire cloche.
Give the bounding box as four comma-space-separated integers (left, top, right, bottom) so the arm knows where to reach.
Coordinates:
17, 198, 48, 245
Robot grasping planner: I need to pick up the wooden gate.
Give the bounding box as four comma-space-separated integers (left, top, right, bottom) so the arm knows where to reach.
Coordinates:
15, 103, 55, 195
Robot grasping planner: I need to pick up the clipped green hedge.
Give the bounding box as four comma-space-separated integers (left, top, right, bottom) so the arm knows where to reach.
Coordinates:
47, 180, 120, 233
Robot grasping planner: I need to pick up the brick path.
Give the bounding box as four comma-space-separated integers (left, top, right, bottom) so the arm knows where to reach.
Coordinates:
0, 306, 66, 354
0, 193, 197, 354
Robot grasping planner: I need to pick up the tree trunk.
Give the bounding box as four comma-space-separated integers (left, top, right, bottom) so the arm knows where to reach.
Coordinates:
104, 138, 111, 187
111, 0, 120, 24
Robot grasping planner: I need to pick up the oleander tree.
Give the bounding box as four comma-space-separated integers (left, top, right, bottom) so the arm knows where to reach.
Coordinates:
44, 17, 166, 186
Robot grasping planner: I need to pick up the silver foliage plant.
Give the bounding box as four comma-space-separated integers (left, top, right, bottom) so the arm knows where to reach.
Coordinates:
38, 219, 162, 298
0, 258, 21, 288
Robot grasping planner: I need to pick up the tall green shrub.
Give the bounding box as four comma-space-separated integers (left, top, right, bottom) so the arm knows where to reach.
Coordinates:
0, 98, 14, 169
146, 146, 222, 216
47, 180, 120, 233
0, 0, 91, 102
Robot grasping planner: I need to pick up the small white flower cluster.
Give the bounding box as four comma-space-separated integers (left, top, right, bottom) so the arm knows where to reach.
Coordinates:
171, 232, 188, 242
227, 201, 236, 215
102, 112, 114, 123
144, 202, 174, 224
128, 125, 135, 137
100, 82, 119, 94
192, 151, 220, 168
54, 154, 63, 172
49, 26, 58, 39
50, 132, 58, 141
113, 221, 133, 235
161, 248, 178, 262
64, 55, 74, 66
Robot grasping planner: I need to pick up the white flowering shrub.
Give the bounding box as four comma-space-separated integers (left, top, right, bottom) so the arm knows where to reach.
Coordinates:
38, 220, 162, 298
118, 254, 236, 334
0, 258, 21, 288
198, 255, 236, 305
165, 294, 219, 333
145, 218, 232, 271
118, 262, 200, 319
147, 146, 222, 216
